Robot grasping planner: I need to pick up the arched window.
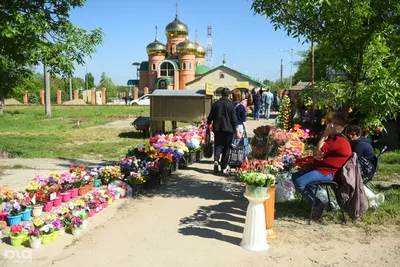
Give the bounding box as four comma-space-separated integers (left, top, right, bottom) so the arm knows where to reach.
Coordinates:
189, 63, 192, 70
152, 64, 156, 70
183, 63, 186, 70
160, 62, 175, 77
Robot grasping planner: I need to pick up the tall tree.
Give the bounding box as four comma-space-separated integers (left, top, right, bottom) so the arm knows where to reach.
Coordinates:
0, 0, 103, 114
252, 0, 400, 130
98, 72, 117, 99
292, 47, 328, 84
85, 73, 95, 89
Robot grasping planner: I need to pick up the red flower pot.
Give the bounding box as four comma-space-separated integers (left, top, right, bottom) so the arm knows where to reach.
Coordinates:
102, 202, 108, 209
78, 187, 86, 196
0, 210, 9, 221
43, 201, 53, 212
53, 197, 62, 207
88, 183, 94, 190
88, 209, 95, 217
112, 196, 116, 202
60, 192, 71, 203
68, 189, 78, 199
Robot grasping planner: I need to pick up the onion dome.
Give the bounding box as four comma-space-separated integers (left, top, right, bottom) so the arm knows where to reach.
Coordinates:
195, 43, 206, 58
176, 39, 197, 55
165, 16, 189, 38
146, 40, 166, 56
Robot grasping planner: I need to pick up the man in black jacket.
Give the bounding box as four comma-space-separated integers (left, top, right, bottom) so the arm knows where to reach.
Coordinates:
207, 88, 241, 174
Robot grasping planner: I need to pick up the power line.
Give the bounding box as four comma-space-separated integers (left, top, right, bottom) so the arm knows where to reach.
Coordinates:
269, 61, 292, 81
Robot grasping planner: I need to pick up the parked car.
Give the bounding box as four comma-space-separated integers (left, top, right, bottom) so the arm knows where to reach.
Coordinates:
130, 94, 150, 105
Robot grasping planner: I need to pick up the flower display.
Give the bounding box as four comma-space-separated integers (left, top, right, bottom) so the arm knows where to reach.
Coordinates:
10, 224, 24, 237
277, 95, 291, 131
29, 228, 41, 239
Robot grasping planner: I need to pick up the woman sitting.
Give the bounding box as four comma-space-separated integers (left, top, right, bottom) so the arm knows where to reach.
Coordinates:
292, 113, 352, 219
344, 125, 376, 178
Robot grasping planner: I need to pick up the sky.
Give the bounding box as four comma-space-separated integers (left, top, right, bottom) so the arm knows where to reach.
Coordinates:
39, 0, 310, 86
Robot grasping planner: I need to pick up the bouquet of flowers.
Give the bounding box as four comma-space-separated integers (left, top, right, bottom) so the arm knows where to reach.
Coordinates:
71, 217, 83, 229
98, 166, 122, 185
237, 171, 276, 188
10, 224, 24, 237
29, 228, 42, 240
5, 199, 21, 216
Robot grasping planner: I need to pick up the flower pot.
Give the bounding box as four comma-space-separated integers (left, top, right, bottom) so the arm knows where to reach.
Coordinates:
189, 152, 196, 164
85, 185, 91, 192
102, 202, 108, 209
264, 185, 279, 239
115, 194, 120, 200
32, 205, 43, 217
78, 187, 86, 196
88, 209, 95, 217
60, 192, 71, 203
245, 185, 268, 198
88, 183, 94, 190
94, 179, 100, 187
69, 188, 79, 199
51, 230, 60, 240
29, 237, 42, 249
21, 208, 32, 221
23, 230, 29, 241
108, 198, 113, 205
71, 228, 82, 236
0, 210, 9, 221
43, 201, 53, 212
82, 220, 88, 229
95, 207, 100, 213
7, 214, 22, 226
53, 197, 62, 207
10, 235, 24, 247
112, 196, 116, 202
58, 228, 66, 236
196, 150, 203, 162
41, 233, 52, 244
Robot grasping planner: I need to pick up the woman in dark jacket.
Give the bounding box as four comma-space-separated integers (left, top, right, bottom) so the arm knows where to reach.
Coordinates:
253, 90, 263, 121
344, 125, 376, 178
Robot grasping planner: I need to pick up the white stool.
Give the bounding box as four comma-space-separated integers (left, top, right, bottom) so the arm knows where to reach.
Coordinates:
240, 193, 270, 251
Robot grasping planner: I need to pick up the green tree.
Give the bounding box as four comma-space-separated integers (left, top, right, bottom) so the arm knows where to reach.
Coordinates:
98, 72, 117, 99
85, 73, 95, 89
0, 0, 103, 114
252, 0, 400, 130
263, 79, 271, 86
292, 47, 328, 84
269, 78, 290, 93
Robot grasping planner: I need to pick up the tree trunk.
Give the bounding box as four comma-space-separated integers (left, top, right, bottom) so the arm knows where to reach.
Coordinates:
0, 97, 4, 115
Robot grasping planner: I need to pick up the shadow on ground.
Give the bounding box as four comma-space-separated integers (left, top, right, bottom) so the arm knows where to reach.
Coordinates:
118, 131, 146, 139
55, 158, 117, 169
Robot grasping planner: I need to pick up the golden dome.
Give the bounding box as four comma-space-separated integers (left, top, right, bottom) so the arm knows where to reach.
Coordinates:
165, 16, 189, 38
195, 43, 206, 58
146, 40, 166, 56
176, 39, 197, 55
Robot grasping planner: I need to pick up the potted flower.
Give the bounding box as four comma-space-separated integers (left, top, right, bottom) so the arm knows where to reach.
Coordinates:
51, 219, 63, 240
22, 221, 33, 241
9, 224, 24, 246
73, 209, 89, 229
19, 193, 32, 221
124, 172, 146, 197
40, 223, 54, 244
5, 199, 22, 226
32, 217, 44, 229
71, 217, 83, 236
31, 185, 47, 216
29, 228, 42, 249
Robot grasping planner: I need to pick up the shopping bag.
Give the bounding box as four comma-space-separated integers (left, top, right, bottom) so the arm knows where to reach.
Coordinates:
229, 137, 246, 167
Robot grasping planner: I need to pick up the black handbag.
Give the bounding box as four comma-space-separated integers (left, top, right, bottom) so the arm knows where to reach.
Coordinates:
203, 128, 213, 158
228, 136, 246, 167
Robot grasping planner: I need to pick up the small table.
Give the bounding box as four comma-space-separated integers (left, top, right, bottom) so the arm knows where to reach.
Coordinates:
240, 193, 270, 251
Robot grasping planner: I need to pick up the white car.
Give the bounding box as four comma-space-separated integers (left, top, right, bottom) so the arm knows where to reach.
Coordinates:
130, 94, 150, 105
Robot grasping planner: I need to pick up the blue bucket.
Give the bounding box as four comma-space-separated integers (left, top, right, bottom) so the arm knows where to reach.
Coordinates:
21, 209, 32, 221
94, 179, 100, 187
7, 214, 22, 226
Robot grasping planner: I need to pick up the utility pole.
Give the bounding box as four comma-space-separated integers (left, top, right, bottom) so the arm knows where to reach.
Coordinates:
44, 63, 51, 116
69, 77, 72, 101
290, 48, 293, 89
280, 58, 283, 82
311, 39, 315, 86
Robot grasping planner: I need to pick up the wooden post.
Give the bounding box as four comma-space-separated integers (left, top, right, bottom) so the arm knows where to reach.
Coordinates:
57, 90, 62, 105
23, 91, 28, 104
40, 90, 45, 105
91, 88, 96, 105
134, 87, 138, 100
74, 90, 78, 100
144, 87, 149, 95
101, 87, 106, 105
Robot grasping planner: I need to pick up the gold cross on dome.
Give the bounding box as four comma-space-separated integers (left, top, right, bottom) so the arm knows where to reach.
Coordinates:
176, 1, 178, 18
155, 25, 158, 40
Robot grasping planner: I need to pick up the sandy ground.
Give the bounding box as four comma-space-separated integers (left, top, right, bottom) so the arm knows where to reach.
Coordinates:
0, 113, 399, 267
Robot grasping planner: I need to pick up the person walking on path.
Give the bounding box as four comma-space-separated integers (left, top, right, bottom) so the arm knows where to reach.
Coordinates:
273, 91, 279, 111
253, 90, 263, 120
263, 88, 274, 119
207, 88, 241, 174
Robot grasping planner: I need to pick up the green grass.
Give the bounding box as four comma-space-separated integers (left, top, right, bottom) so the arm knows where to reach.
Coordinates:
0, 105, 150, 160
